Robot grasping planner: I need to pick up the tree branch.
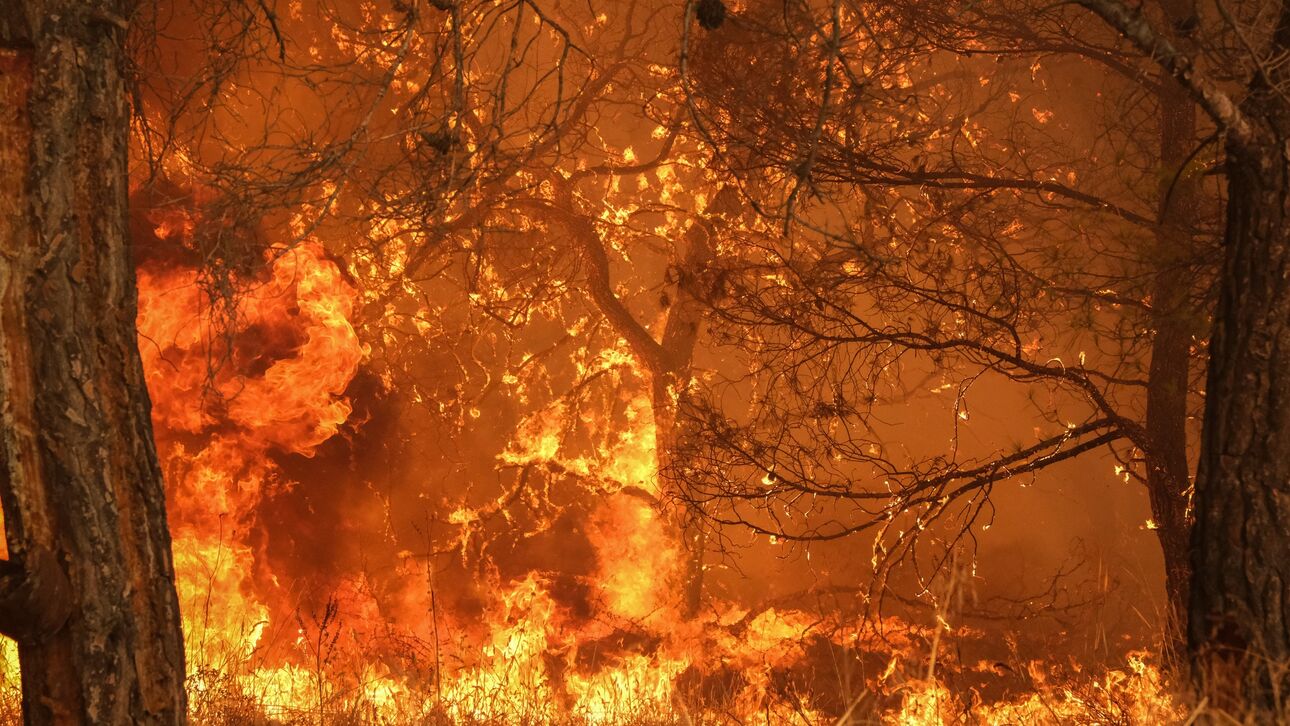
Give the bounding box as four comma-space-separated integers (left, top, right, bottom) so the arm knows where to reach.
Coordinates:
512, 192, 670, 375
1076, 0, 1257, 149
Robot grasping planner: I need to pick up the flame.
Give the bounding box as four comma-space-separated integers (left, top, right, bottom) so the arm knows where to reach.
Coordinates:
439, 575, 560, 724
567, 653, 689, 724
587, 493, 681, 624
501, 391, 659, 497
138, 241, 367, 682
888, 653, 1182, 724
0, 0, 1195, 719
0, 233, 1188, 723
138, 243, 365, 455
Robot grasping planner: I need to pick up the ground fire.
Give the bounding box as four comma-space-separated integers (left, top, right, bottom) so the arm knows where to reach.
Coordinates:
1, 0, 1289, 723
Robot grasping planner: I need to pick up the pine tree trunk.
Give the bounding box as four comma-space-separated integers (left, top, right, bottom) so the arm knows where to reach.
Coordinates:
1189, 119, 1290, 717
0, 3, 187, 723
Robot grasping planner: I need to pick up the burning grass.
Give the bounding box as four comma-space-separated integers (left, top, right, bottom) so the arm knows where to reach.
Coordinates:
0, 213, 1245, 725
0, 616, 1191, 725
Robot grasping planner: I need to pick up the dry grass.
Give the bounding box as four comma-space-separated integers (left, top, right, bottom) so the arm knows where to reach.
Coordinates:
0, 626, 1286, 724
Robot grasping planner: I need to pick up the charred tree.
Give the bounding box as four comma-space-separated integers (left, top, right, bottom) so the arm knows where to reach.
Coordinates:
0, 2, 187, 724
537, 176, 739, 619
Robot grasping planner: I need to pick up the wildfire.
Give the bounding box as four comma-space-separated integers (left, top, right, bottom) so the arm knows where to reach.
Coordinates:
0, 0, 1264, 720
136, 242, 364, 669
126, 233, 818, 722
587, 494, 681, 625
0, 230, 1184, 724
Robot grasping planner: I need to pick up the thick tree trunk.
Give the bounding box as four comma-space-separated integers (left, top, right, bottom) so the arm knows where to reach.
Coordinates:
1186, 4, 1290, 715
1145, 0, 1199, 659
1076, 0, 1290, 714
1188, 133, 1290, 713
1070, 0, 1290, 714
0, 3, 187, 724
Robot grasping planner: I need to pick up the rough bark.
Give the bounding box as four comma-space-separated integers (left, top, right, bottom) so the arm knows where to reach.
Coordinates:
1189, 138, 1290, 714
0, 2, 187, 724
1188, 5, 1290, 711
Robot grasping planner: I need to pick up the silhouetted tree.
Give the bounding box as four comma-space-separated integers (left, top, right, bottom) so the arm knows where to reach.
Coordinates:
677, 0, 1218, 653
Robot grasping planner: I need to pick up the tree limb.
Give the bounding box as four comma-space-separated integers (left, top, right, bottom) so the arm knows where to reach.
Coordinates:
1076, 0, 1257, 149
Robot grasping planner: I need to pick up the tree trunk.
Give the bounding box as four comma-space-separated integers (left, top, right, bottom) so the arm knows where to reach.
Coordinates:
1188, 16, 1290, 701
1145, 0, 1199, 659
653, 233, 713, 620
653, 187, 739, 619
1192, 148, 1290, 701
0, 3, 187, 724
561, 177, 736, 619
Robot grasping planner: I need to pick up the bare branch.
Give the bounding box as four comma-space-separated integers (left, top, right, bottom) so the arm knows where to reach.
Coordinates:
1076, 0, 1256, 148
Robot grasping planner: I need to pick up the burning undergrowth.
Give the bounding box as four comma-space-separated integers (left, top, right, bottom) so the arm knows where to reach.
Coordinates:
0, 0, 1280, 720
7, 192, 1168, 725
